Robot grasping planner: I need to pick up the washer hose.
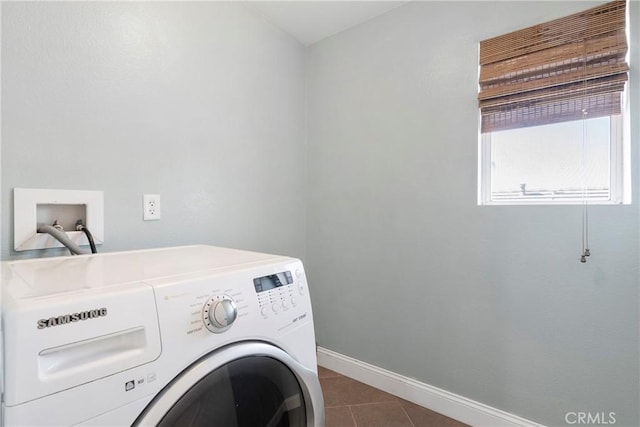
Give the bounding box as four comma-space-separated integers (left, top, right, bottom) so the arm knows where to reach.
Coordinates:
76, 220, 98, 254
37, 224, 90, 255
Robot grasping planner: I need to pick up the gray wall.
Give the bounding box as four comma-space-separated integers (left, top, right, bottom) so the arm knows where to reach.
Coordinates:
306, 1, 639, 426
1, 1, 307, 260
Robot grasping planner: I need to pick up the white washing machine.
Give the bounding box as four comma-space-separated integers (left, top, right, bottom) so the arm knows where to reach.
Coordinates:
1, 245, 324, 426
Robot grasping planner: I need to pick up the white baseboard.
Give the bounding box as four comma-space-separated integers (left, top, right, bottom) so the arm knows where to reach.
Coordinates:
317, 346, 544, 427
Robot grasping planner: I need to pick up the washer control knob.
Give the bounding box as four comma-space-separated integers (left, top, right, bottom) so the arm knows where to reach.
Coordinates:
202, 295, 237, 333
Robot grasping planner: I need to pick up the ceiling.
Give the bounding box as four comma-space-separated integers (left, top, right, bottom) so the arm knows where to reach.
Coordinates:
250, 1, 409, 46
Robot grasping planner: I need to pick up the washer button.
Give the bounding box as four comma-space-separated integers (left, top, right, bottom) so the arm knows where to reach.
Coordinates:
261, 306, 269, 317
272, 303, 279, 313
291, 297, 297, 306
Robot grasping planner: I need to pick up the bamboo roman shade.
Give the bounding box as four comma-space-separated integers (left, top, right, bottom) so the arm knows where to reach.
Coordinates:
478, 0, 629, 133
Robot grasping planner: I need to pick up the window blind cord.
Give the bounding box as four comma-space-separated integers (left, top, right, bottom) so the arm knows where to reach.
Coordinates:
583, 114, 590, 258
581, 111, 590, 263
580, 50, 591, 263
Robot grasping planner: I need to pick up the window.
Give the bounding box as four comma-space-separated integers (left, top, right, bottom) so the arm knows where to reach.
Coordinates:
480, 115, 624, 204
478, 0, 629, 205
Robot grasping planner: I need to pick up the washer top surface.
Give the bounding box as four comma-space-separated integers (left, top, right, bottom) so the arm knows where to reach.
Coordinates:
2, 245, 288, 300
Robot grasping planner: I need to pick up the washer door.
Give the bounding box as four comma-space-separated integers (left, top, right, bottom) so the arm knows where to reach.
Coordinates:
133, 342, 324, 427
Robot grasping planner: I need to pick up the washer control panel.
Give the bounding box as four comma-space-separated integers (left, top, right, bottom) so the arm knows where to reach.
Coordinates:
254, 269, 306, 318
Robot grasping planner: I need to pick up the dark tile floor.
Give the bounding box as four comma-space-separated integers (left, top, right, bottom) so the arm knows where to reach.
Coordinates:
318, 366, 469, 427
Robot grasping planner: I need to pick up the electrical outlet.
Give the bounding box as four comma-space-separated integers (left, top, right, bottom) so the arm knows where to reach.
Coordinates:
143, 194, 161, 221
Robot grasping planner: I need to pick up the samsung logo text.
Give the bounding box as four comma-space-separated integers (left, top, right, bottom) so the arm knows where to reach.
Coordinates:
37, 308, 108, 329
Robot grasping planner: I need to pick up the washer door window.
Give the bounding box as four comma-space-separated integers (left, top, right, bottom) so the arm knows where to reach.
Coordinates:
160, 356, 304, 427
134, 342, 324, 427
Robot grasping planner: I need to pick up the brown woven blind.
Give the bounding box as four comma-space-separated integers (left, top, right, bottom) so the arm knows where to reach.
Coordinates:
478, 0, 628, 133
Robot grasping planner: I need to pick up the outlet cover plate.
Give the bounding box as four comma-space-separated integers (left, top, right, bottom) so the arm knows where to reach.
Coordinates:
143, 194, 161, 221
